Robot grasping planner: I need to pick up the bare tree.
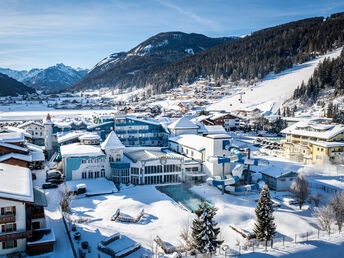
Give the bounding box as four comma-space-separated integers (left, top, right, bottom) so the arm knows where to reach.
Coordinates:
329, 192, 344, 232
179, 219, 194, 255
290, 174, 310, 210
313, 206, 334, 234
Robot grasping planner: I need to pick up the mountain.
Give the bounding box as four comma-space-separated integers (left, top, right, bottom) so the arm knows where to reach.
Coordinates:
70, 12, 344, 94
70, 32, 237, 91
0, 64, 88, 93
0, 73, 35, 97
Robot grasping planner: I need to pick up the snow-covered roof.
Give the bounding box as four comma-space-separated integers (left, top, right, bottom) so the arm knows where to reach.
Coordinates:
18, 121, 43, 129
169, 134, 206, 151
310, 141, 344, 148
259, 166, 297, 178
79, 134, 100, 141
60, 143, 105, 158
204, 125, 227, 134
281, 121, 344, 140
205, 134, 231, 139
0, 132, 25, 143
0, 163, 33, 203
0, 153, 32, 162
167, 117, 198, 129
6, 127, 32, 138
209, 112, 240, 120
57, 131, 86, 143
101, 131, 124, 150
125, 149, 183, 163
0, 142, 28, 152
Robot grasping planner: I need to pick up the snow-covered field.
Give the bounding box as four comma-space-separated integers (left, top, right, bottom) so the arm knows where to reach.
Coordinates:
66, 180, 344, 257
207, 48, 342, 115
0, 107, 113, 121
70, 185, 190, 257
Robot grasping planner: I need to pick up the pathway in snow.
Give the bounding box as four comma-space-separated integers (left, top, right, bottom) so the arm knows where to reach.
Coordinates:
207, 48, 342, 114
33, 168, 74, 258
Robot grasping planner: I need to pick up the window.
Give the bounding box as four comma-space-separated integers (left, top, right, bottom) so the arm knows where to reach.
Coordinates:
95, 172, 100, 178
101, 169, 106, 177
116, 154, 121, 162
4, 223, 16, 232
1, 206, 15, 215
82, 172, 87, 179
82, 159, 86, 164
88, 171, 93, 178
109, 156, 114, 162
2, 240, 17, 249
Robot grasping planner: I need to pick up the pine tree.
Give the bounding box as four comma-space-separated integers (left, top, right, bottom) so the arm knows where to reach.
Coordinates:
191, 202, 223, 254
253, 185, 276, 248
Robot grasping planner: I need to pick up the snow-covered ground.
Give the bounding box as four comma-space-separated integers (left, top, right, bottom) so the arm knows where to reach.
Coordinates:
207, 48, 342, 115
32, 168, 74, 258
0, 107, 113, 121
69, 185, 191, 257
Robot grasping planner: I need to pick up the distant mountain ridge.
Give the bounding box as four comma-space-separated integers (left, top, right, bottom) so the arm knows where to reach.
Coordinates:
70, 12, 344, 94
0, 73, 35, 97
71, 32, 238, 91
0, 64, 88, 93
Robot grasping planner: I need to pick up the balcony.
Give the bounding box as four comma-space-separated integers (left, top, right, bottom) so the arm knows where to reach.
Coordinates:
0, 214, 15, 224
0, 230, 32, 241
32, 212, 45, 219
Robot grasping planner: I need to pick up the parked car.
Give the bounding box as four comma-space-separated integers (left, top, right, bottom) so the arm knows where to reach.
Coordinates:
42, 183, 58, 189
46, 170, 62, 182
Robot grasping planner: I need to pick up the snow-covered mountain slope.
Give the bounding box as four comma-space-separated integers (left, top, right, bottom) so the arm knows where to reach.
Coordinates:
0, 64, 88, 93
0, 68, 41, 82
71, 32, 237, 91
207, 47, 343, 115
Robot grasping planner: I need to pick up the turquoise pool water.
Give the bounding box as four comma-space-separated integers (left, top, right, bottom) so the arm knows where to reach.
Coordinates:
157, 184, 211, 212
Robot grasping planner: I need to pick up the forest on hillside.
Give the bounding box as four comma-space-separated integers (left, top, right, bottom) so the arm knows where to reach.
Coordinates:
110, 13, 344, 94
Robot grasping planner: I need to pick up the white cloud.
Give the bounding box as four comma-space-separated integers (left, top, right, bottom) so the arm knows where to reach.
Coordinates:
156, 0, 221, 31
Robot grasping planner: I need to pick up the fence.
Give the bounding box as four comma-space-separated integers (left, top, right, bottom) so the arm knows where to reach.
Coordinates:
232, 228, 344, 256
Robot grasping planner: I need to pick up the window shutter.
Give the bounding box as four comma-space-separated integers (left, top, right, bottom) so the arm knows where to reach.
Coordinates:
1, 225, 5, 232
0, 207, 4, 215
12, 206, 16, 215
13, 223, 16, 231
14, 240, 17, 248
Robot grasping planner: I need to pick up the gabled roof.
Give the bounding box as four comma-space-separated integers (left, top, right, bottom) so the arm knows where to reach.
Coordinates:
167, 117, 198, 130
0, 142, 28, 152
18, 121, 44, 129
0, 153, 32, 162
101, 131, 124, 150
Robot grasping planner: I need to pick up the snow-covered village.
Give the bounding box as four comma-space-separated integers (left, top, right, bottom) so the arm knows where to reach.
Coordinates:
1, 1, 344, 258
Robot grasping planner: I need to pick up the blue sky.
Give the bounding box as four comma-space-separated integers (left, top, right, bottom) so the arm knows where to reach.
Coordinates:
1, 0, 343, 70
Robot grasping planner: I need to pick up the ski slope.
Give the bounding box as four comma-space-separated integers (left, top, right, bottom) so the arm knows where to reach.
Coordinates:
207, 48, 342, 115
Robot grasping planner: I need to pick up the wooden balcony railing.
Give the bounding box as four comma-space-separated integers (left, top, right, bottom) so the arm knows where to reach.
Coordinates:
0, 230, 32, 241
0, 214, 15, 224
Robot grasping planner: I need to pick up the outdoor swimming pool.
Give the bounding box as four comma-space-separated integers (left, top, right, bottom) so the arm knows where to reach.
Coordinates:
157, 184, 211, 212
